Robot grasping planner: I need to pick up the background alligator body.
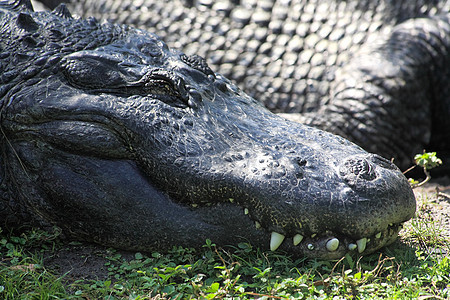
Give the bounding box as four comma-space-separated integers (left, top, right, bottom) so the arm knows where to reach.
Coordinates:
44, 0, 450, 171
0, 0, 416, 259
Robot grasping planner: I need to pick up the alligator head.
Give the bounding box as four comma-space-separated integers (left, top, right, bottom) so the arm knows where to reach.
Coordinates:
0, 1, 415, 259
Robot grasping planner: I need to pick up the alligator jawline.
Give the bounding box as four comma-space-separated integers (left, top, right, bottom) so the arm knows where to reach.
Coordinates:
187, 199, 404, 257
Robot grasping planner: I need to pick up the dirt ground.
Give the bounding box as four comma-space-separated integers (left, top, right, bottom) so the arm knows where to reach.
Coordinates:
40, 177, 450, 285
412, 176, 450, 242
43, 243, 113, 283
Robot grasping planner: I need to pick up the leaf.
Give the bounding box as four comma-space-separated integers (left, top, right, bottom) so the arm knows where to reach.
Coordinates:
207, 282, 220, 293
414, 152, 442, 170
162, 285, 175, 294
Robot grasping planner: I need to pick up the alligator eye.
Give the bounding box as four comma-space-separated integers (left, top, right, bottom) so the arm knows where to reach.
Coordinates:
61, 53, 134, 90
180, 54, 215, 78
140, 69, 190, 108
61, 52, 191, 108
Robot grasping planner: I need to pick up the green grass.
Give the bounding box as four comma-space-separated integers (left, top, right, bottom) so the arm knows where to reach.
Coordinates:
1, 207, 449, 300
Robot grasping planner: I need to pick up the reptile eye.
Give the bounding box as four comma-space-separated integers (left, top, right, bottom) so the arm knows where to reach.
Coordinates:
61, 53, 133, 89
61, 52, 191, 108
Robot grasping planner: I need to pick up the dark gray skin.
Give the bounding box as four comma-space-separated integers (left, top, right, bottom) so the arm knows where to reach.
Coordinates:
0, 1, 415, 259
55, 0, 450, 170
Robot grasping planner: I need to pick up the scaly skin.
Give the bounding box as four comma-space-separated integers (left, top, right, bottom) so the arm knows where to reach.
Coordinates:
57, 0, 450, 170
0, 0, 415, 259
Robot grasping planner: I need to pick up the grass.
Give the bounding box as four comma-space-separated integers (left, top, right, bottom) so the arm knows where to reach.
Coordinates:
1, 200, 449, 300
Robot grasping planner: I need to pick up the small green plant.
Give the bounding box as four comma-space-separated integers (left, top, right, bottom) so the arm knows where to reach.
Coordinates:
405, 151, 443, 188
414, 151, 443, 170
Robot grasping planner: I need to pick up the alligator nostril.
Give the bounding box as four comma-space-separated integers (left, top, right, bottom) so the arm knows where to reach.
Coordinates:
339, 156, 376, 182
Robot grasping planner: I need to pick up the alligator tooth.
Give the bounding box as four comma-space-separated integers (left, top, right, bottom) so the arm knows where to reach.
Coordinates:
255, 221, 261, 229
375, 232, 382, 239
326, 238, 339, 252
307, 244, 314, 250
356, 238, 367, 253
311, 233, 317, 238
244, 208, 249, 215
293, 234, 304, 246
270, 232, 285, 251
348, 243, 357, 251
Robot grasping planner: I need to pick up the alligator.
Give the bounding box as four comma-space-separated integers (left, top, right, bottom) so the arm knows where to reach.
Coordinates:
47, 0, 450, 171
0, 0, 416, 259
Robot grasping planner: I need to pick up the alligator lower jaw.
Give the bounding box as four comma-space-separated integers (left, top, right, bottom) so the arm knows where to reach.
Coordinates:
194, 202, 405, 259
269, 223, 403, 259
243, 210, 404, 259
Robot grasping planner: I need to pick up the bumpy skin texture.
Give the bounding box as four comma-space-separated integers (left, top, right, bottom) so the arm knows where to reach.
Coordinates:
57, 0, 450, 170
0, 1, 415, 259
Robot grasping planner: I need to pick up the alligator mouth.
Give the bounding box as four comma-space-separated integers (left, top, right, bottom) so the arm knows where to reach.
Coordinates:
263, 221, 404, 254
216, 202, 405, 258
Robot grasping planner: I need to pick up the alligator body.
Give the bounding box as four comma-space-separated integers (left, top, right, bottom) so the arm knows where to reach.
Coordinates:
0, 0, 416, 259
54, 0, 450, 170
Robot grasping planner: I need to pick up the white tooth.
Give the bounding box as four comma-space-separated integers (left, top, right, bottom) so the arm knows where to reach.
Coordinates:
270, 232, 285, 251
356, 238, 367, 253
311, 233, 317, 238
244, 208, 249, 215
307, 244, 314, 250
375, 232, 382, 239
255, 221, 261, 229
293, 234, 304, 246
326, 238, 339, 252
348, 243, 357, 251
